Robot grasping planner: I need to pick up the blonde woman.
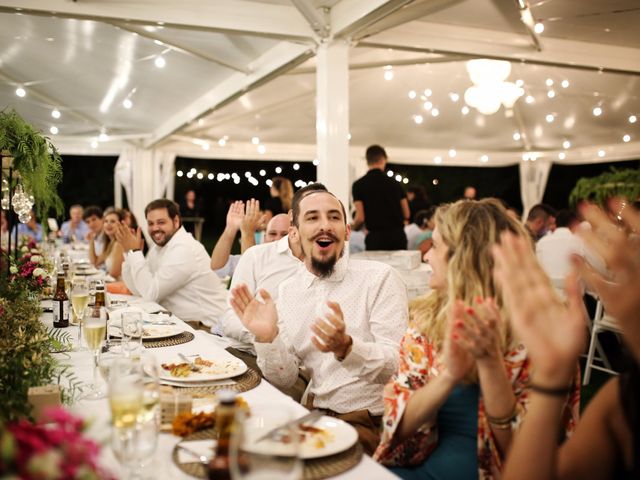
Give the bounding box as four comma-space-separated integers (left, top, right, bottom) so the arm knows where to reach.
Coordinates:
374, 199, 580, 479
263, 176, 293, 223
88, 208, 125, 280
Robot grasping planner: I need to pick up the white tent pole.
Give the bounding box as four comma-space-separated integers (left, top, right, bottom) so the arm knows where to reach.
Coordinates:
316, 40, 350, 208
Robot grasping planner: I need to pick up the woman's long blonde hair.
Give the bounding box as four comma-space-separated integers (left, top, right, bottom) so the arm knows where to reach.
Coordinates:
411, 198, 530, 352
272, 177, 294, 211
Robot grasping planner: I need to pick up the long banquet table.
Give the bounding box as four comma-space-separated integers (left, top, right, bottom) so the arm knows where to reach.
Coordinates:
42, 294, 399, 479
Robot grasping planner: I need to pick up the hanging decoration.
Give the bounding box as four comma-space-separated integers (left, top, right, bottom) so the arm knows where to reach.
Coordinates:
464, 59, 524, 115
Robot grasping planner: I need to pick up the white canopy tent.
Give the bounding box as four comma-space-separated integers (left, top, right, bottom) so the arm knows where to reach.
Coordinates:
1, 0, 638, 217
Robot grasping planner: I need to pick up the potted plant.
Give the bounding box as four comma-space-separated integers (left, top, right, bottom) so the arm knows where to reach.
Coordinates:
0, 109, 64, 223
569, 166, 640, 206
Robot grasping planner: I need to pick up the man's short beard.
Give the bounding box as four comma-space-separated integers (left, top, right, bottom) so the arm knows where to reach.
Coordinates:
310, 254, 338, 278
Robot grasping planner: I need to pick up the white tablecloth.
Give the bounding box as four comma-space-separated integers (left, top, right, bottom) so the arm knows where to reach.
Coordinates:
44, 295, 398, 480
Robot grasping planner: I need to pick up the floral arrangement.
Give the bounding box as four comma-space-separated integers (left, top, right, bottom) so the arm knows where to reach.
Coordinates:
0, 406, 113, 479
8, 240, 51, 296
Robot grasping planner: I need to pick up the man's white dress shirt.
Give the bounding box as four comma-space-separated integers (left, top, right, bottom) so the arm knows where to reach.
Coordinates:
218, 235, 301, 350
536, 227, 584, 284
254, 255, 408, 415
122, 227, 227, 326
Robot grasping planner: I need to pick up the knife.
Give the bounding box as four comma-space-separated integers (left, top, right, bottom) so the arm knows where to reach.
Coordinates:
255, 409, 324, 443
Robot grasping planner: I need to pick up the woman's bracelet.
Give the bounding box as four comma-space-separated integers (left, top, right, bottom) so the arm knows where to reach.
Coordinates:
530, 383, 572, 397
486, 405, 518, 429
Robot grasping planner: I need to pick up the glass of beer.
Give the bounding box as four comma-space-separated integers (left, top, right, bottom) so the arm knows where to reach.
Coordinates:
82, 306, 108, 400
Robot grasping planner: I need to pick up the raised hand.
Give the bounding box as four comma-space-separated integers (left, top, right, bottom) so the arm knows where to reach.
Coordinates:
241, 198, 266, 234
453, 297, 503, 364
226, 200, 244, 232
114, 222, 142, 253
310, 301, 352, 359
493, 232, 585, 385
229, 284, 278, 343
576, 199, 640, 360
442, 300, 474, 382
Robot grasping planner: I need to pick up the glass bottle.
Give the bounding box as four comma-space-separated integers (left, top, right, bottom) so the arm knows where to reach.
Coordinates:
52, 272, 69, 328
208, 391, 237, 480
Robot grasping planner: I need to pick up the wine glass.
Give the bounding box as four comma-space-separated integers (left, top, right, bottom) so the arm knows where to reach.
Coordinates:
71, 278, 89, 350
230, 404, 303, 480
82, 306, 108, 400
121, 311, 144, 359
139, 351, 160, 426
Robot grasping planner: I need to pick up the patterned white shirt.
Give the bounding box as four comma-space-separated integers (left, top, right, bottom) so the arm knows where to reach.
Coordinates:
255, 255, 408, 415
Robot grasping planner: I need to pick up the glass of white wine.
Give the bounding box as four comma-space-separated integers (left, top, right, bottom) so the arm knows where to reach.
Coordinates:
82, 306, 108, 400
71, 278, 89, 350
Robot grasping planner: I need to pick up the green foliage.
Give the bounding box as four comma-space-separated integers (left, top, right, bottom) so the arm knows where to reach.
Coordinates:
569, 167, 640, 207
0, 109, 64, 220
0, 290, 80, 421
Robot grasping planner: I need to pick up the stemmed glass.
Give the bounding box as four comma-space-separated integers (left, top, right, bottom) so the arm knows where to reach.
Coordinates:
70, 278, 89, 350
121, 311, 144, 359
82, 306, 108, 400
230, 404, 303, 480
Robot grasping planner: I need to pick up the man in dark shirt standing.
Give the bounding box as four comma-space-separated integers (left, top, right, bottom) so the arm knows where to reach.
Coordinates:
352, 145, 410, 250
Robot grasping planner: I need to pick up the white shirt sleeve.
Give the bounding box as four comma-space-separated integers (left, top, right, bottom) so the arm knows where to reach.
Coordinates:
338, 268, 407, 384
219, 250, 257, 341
254, 321, 301, 389
122, 244, 195, 303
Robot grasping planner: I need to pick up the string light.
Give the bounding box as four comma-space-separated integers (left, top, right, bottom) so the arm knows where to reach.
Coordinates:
90, 140, 98, 149
431, 108, 440, 117
154, 56, 166, 68
251, 136, 260, 145
448, 149, 457, 157
177, 170, 183, 177
259, 169, 266, 176
402, 178, 409, 184
423, 101, 433, 111
558, 152, 566, 160
196, 172, 204, 180
207, 173, 214, 180
561, 80, 570, 88
51, 109, 61, 119
562, 140, 571, 149
312, 159, 319, 166
15, 87, 26, 97
623, 134, 631, 142
293, 163, 300, 170
513, 132, 521, 141
424, 89, 432, 97
525, 95, 535, 104
461, 106, 470, 115
534, 22, 544, 34
275, 166, 282, 174
433, 156, 443, 165
547, 90, 556, 98
387, 170, 394, 177
629, 115, 637, 123
480, 155, 489, 163
413, 114, 423, 124
598, 149, 606, 157
545, 78, 554, 87
122, 98, 133, 109
218, 138, 227, 147
593, 106, 603, 116
545, 114, 555, 123
49, 126, 58, 135
408, 90, 416, 99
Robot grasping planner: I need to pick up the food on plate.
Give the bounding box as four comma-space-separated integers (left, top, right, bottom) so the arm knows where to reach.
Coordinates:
172, 411, 215, 437
160, 356, 243, 378
299, 422, 333, 449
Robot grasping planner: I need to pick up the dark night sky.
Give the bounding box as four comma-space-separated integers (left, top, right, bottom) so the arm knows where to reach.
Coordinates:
58, 154, 639, 232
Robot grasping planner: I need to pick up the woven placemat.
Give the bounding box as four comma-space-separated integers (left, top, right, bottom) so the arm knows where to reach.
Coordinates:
142, 331, 195, 348
172, 428, 363, 479
169, 368, 261, 395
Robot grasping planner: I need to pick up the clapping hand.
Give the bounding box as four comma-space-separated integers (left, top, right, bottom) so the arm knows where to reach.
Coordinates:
493, 232, 585, 386
229, 284, 279, 343
576, 199, 640, 360
114, 222, 142, 253
241, 198, 266, 235
442, 300, 475, 382
310, 301, 352, 359
226, 201, 245, 232
453, 297, 504, 365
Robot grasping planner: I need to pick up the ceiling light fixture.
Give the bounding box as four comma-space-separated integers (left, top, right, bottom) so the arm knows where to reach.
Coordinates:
593, 106, 603, 116
51, 109, 61, 119
154, 56, 166, 68
15, 87, 26, 97
464, 59, 524, 115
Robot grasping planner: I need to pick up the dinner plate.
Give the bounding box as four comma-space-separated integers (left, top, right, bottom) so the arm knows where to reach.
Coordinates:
159, 356, 247, 382
244, 415, 358, 460
109, 323, 183, 340
299, 416, 358, 459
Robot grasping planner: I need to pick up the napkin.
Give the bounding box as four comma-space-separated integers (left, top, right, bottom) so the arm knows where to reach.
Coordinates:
176, 439, 216, 464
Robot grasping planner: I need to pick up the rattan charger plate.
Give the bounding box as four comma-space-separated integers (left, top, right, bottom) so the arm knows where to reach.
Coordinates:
168, 368, 261, 395
172, 428, 363, 479
141, 331, 195, 348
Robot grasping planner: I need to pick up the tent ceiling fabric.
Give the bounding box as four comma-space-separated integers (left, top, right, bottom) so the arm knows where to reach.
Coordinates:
0, 0, 639, 167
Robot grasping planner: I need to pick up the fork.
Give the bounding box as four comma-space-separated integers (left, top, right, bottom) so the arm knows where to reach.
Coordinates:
179, 353, 202, 372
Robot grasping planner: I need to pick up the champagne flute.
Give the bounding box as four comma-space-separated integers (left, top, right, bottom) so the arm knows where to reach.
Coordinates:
139, 351, 160, 425
71, 278, 89, 350
82, 306, 108, 400
230, 404, 303, 480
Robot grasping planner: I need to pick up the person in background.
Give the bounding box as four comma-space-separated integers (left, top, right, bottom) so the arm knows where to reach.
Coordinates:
122, 208, 146, 254
180, 189, 202, 235
374, 199, 579, 479
89, 208, 125, 280
525, 203, 553, 241
211, 198, 287, 279
59, 204, 89, 244
404, 209, 432, 251
231, 188, 408, 454
263, 177, 293, 223
352, 145, 410, 250
497, 199, 639, 480
463, 185, 477, 200
11, 209, 42, 243
414, 205, 437, 256
407, 185, 430, 224
83, 206, 106, 256
116, 199, 228, 328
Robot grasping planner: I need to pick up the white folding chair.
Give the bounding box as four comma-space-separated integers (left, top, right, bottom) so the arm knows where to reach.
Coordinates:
582, 300, 623, 385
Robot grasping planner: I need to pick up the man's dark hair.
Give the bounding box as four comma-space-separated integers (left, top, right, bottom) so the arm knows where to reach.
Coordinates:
145, 199, 180, 221
82, 205, 103, 220
555, 209, 578, 229
539, 203, 558, 218
526, 204, 550, 222
291, 183, 346, 228
365, 145, 387, 165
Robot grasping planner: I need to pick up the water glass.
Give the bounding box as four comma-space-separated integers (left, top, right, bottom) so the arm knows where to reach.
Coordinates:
230, 404, 303, 480
121, 311, 144, 358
